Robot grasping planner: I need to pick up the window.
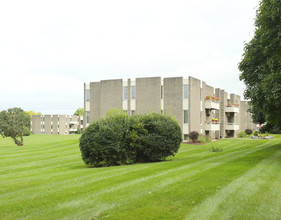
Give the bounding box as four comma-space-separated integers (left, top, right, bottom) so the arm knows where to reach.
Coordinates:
131, 110, 135, 116
161, 86, 163, 99
227, 116, 232, 124
123, 86, 128, 100
86, 89, 90, 101
131, 86, 136, 99
184, 85, 189, 99
184, 110, 188, 123
86, 111, 90, 123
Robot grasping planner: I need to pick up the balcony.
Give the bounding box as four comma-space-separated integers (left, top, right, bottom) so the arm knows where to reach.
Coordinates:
69, 128, 77, 132
205, 123, 220, 131
205, 100, 219, 110
225, 106, 239, 113
225, 124, 239, 131
69, 121, 78, 125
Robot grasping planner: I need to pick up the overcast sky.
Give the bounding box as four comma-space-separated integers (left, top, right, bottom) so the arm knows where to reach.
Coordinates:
0, 0, 260, 115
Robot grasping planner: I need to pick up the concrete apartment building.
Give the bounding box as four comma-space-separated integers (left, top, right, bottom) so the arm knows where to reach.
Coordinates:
84, 76, 256, 139
31, 115, 83, 135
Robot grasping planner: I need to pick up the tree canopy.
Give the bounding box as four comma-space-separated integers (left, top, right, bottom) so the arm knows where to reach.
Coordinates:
74, 108, 84, 116
238, 0, 281, 125
26, 110, 41, 115
0, 108, 31, 146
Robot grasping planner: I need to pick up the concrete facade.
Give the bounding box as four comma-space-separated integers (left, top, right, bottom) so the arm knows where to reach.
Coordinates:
136, 77, 161, 114
84, 76, 256, 139
31, 115, 83, 135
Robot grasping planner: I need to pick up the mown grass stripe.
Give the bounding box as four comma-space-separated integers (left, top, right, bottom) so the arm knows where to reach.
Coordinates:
52, 141, 280, 218
1, 140, 272, 204
184, 149, 281, 219
1, 135, 281, 219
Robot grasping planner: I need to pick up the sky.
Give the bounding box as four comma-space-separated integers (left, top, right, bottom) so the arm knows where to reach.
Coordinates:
0, 0, 260, 115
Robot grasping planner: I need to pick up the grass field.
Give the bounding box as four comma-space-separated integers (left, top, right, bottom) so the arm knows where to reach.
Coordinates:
1, 135, 281, 219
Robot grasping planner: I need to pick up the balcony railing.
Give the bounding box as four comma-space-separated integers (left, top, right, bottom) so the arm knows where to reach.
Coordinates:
205, 123, 220, 131
225, 124, 239, 131
205, 100, 220, 110
225, 106, 239, 113
69, 121, 78, 125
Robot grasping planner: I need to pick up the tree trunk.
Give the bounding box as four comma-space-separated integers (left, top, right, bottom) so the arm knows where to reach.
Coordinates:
13, 136, 24, 146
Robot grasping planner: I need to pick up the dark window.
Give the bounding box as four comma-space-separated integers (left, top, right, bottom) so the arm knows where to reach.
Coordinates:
123, 87, 128, 100
86, 90, 90, 101
184, 110, 188, 123
132, 86, 136, 99
184, 85, 189, 99
86, 111, 90, 123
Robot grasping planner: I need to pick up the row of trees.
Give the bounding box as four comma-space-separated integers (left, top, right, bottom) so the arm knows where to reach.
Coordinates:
239, 0, 281, 132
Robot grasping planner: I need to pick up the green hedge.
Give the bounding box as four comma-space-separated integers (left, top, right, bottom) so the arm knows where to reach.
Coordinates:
79, 110, 182, 167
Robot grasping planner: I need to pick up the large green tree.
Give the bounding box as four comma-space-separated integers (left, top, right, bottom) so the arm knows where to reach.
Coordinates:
239, 0, 281, 125
0, 108, 31, 146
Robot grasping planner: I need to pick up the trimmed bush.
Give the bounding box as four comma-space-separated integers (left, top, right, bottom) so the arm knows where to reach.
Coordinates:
253, 130, 259, 136
245, 129, 253, 135
79, 110, 182, 166
189, 131, 199, 143
198, 135, 212, 143
209, 146, 223, 152
23, 126, 30, 136
136, 113, 182, 162
238, 131, 246, 138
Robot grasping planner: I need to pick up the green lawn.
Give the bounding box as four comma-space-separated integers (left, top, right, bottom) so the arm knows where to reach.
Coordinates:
1, 135, 281, 219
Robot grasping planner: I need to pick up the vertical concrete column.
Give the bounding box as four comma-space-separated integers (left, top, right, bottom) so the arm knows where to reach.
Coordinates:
215, 88, 221, 139
127, 78, 131, 115
100, 79, 123, 118
90, 82, 101, 122
44, 115, 51, 135
201, 81, 206, 135
53, 115, 58, 134
83, 83, 86, 129
136, 77, 161, 114
189, 76, 201, 133
31, 115, 41, 134
59, 115, 66, 135
163, 77, 183, 134
219, 90, 227, 138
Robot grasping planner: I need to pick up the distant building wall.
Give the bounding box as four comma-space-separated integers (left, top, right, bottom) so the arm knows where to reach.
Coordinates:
136, 77, 161, 114
30, 114, 83, 135
189, 76, 201, 133
84, 76, 255, 139
164, 77, 183, 134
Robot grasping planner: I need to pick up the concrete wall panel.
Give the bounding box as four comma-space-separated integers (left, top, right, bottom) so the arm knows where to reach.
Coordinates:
136, 77, 161, 114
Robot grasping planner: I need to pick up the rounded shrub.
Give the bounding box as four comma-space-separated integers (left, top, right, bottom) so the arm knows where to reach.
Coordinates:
238, 131, 246, 138
23, 126, 30, 136
245, 129, 253, 135
136, 113, 182, 162
79, 110, 182, 166
189, 131, 199, 142
253, 130, 259, 136
79, 110, 133, 166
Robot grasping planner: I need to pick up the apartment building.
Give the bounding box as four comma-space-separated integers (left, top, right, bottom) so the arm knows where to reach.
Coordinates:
84, 76, 256, 139
31, 115, 83, 135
